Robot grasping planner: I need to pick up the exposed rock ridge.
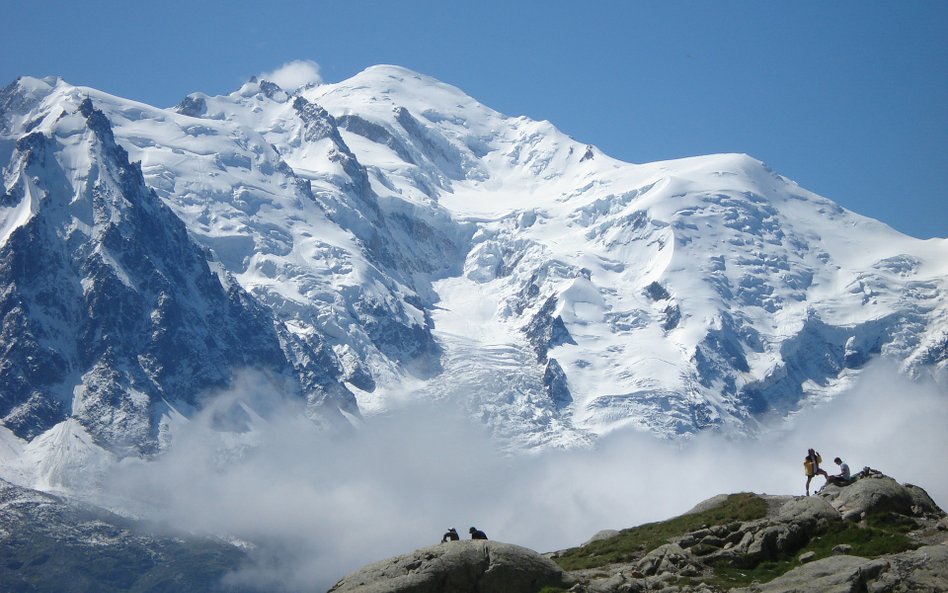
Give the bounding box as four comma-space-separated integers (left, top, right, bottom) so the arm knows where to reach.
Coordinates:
0, 97, 354, 453
0, 478, 245, 592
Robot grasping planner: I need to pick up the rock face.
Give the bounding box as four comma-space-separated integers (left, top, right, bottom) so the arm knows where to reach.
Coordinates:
733, 544, 948, 593
0, 479, 245, 593
817, 470, 943, 520
0, 95, 356, 456
328, 474, 946, 593
326, 540, 574, 593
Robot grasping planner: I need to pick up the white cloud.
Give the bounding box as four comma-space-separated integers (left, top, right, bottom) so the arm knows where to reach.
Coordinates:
259, 59, 323, 91
104, 362, 948, 592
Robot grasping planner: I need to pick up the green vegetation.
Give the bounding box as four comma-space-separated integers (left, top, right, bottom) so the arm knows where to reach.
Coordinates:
705, 513, 919, 589
553, 493, 768, 570
866, 511, 919, 534
825, 518, 917, 556
553, 492, 921, 591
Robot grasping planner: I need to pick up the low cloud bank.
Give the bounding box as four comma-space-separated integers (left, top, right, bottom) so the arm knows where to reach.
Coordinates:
107, 363, 946, 591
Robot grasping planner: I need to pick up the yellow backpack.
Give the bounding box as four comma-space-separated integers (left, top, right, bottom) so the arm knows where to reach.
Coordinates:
804, 459, 814, 476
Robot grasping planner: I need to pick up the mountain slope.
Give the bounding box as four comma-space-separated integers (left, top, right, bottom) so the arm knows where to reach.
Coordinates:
0, 66, 945, 464
300, 66, 947, 440
0, 478, 247, 592
0, 87, 354, 457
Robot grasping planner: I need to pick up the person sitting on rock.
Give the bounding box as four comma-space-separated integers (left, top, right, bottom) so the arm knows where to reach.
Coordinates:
469, 526, 488, 540
826, 457, 853, 486
442, 528, 459, 542
805, 448, 828, 495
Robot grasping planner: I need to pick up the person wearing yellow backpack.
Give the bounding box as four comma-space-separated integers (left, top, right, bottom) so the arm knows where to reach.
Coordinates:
804, 448, 828, 495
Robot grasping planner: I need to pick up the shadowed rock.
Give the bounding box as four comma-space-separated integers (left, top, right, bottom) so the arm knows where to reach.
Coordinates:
732, 545, 948, 593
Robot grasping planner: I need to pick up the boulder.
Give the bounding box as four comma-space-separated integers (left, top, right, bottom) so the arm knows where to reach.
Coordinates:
797, 551, 816, 563
868, 544, 948, 592
326, 540, 574, 593
731, 555, 884, 593
635, 543, 692, 576
818, 475, 943, 520
773, 495, 839, 526
731, 545, 948, 593
697, 497, 837, 568
741, 523, 811, 567
682, 493, 732, 515
583, 529, 620, 546
831, 544, 852, 555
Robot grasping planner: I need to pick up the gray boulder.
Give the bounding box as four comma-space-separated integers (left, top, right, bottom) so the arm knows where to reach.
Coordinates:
695, 496, 839, 568
582, 529, 620, 546
868, 544, 948, 592
636, 543, 693, 576
732, 544, 948, 593
773, 495, 839, 526
731, 554, 885, 593
818, 474, 943, 520
326, 540, 573, 593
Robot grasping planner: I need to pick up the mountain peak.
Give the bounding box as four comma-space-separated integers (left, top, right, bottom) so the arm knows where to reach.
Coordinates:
0, 94, 356, 452
0, 63, 945, 458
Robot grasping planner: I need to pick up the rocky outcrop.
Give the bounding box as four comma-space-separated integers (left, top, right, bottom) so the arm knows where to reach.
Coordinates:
732, 544, 948, 593
548, 472, 946, 593
817, 470, 943, 521
697, 495, 840, 568
329, 474, 945, 593
0, 99, 346, 454
326, 540, 574, 593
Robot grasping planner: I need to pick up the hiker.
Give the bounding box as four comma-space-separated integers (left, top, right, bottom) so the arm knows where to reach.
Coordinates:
469, 526, 488, 540
804, 448, 828, 495
826, 457, 853, 486
441, 527, 459, 542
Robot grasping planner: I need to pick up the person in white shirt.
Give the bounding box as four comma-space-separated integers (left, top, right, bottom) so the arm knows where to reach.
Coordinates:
827, 457, 853, 485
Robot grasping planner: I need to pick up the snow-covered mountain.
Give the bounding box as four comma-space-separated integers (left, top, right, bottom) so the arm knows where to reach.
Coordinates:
0, 65, 945, 478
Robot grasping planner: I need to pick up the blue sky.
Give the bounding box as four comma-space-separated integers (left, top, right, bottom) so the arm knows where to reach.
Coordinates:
2, 1, 945, 238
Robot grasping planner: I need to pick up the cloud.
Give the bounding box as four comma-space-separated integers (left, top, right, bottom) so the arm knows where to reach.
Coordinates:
104, 362, 948, 592
259, 60, 323, 91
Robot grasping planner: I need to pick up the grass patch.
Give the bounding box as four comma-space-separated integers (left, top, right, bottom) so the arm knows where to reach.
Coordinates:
552, 491, 920, 591
866, 511, 918, 534
709, 560, 796, 589
553, 493, 767, 571
807, 519, 917, 558
706, 514, 919, 589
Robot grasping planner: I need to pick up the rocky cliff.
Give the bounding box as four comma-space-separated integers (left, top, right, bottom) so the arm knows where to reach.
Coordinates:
0, 478, 247, 592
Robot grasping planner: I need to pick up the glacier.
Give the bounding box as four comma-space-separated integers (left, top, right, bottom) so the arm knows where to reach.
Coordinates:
0, 65, 945, 490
